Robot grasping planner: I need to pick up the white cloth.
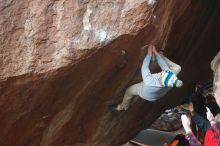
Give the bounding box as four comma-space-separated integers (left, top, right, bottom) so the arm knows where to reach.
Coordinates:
206, 107, 216, 125
181, 115, 192, 134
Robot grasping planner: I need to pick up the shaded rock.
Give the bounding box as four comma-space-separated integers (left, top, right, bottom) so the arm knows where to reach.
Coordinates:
0, 0, 220, 146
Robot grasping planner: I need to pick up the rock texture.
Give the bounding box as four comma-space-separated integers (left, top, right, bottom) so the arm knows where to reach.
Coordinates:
211, 51, 220, 107
0, 0, 220, 146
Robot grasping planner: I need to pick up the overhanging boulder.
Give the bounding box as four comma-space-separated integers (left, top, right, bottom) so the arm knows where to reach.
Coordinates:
0, 0, 220, 145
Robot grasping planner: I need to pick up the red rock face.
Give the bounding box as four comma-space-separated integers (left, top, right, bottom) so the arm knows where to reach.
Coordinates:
0, 0, 220, 146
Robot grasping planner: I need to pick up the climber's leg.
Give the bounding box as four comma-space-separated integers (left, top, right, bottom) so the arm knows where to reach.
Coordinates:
113, 82, 142, 111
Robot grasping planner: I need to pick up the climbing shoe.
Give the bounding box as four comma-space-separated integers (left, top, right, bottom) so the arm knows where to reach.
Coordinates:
110, 104, 125, 112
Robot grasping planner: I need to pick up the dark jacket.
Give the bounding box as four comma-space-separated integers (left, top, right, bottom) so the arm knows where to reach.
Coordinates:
192, 113, 210, 132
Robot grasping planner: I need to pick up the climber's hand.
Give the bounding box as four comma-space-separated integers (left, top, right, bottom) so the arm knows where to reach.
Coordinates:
151, 45, 158, 54
148, 45, 153, 54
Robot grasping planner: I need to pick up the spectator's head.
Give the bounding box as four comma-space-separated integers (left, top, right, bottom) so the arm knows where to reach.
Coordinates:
161, 70, 183, 88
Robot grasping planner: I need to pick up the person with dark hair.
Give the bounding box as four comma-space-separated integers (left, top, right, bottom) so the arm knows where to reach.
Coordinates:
188, 102, 210, 133
112, 45, 183, 111
204, 91, 220, 117
189, 83, 207, 119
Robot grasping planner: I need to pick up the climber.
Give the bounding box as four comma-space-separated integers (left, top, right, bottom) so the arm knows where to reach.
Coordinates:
111, 44, 183, 111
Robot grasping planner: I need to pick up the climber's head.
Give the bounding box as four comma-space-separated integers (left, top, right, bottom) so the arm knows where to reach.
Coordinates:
161, 70, 183, 88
